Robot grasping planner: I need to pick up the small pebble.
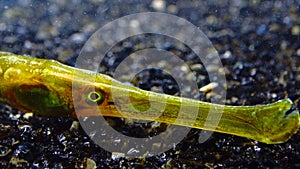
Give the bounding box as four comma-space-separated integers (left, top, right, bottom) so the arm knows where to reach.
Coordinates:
296, 48, 300, 56
248, 44, 255, 51
206, 15, 218, 25
69, 33, 86, 44
257, 24, 267, 35
111, 152, 125, 160
222, 51, 232, 59
291, 25, 300, 35
271, 93, 277, 98
0, 145, 11, 157
190, 64, 203, 71
199, 82, 218, 93
83, 158, 97, 169
250, 68, 256, 76
9, 156, 28, 167
151, 0, 166, 11
269, 23, 281, 32
231, 97, 239, 103
23, 113, 33, 119
167, 5, 178, 13
70, 121, 79, 131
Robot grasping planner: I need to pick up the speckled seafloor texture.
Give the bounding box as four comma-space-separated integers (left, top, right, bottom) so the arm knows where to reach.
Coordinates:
0, 0, 300, 168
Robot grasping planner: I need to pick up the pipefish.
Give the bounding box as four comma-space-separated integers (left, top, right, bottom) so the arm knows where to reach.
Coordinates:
0, 51, 299, 144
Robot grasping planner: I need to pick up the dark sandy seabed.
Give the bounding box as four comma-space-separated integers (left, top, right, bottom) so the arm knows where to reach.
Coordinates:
0, 0, 300, 168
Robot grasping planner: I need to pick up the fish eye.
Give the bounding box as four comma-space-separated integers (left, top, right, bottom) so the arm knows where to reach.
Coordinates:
85, 90, 105, 105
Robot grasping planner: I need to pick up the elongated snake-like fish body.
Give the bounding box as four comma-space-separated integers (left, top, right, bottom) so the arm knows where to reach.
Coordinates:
0, 51, 299, 144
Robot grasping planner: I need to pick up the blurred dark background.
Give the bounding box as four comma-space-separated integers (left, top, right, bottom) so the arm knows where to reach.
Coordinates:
0, 0, 299, 168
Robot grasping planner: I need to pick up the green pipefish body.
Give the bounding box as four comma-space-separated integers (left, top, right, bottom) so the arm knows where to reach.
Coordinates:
0, 51, 299, 144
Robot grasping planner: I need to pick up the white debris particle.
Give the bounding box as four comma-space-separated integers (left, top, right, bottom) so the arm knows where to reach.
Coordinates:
151, 0, 166, 11
199, 82, 218, 93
